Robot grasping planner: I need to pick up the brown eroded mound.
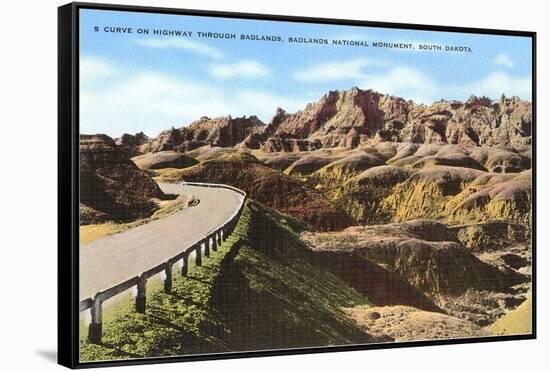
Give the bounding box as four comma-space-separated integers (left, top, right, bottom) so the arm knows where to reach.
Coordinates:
303, 219, 527, 296
448, 170, 532, 225
485, 148, 531, 173
384, 165, 484, 221
303, 218, 530, 326
155, 154, 353, 231
386, 143, 529, 173
344, 305, 490, 341
335, 165, 415, 224
283, 154, 335, 176
316, 152, 385, 185
313, 249, 442, 312
451, 221, 530, 252
132, 150, 198, 170
256, 152, 300, 171
80, 134, 165, 224
184, 145, 236, 161
412, 153, 486, 171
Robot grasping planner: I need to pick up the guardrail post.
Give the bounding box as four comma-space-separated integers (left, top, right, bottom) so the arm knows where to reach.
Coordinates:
136, 275, 147, 313
180, 254, 188, 276
204, 239, 210, 258
163, 263, 173, 294
208, 235, 215, 252
217, 231, 222, 246
88, 296, 103, 344
195, 245, 202, 267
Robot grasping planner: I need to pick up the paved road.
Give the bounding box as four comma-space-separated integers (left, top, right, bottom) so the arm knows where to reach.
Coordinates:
79, 183, 243, 300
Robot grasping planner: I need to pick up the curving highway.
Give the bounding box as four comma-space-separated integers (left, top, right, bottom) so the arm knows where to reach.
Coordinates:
79, 183, 244, 300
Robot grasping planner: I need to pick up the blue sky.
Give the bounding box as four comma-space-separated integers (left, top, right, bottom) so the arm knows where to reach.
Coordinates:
79, 8, 532, 137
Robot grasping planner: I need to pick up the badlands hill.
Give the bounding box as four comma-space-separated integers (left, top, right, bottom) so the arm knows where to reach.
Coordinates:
118, 87, 531, 155
79, 134, 165, 224
119, 116, 265, 155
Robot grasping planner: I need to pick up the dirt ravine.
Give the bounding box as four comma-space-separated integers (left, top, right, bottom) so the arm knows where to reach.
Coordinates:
79, 183, 243, 300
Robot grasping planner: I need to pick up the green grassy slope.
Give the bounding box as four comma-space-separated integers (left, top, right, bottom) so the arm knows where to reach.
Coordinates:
79, 206, 253, 361
211, 203, 379, 351
80, 202, 379, 362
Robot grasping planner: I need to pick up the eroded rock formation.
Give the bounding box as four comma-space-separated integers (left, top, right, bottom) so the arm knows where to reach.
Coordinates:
80, 134, 164, 224
116, 87, 532, 155
247, 88, 532, 151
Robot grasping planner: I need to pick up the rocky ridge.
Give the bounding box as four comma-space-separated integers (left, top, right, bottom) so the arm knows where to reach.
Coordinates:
121, 116, 265, 155
118, 87, 531, 155
256, 88, 531, 150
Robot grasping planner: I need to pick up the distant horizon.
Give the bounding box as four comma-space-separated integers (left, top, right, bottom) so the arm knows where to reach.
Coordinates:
79, 9, 532, 138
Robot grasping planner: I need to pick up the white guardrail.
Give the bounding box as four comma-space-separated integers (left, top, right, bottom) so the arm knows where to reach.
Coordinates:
80, 182, 247, 344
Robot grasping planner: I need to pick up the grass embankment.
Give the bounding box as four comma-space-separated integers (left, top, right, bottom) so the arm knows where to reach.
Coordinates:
79, 203, 252, 361
80, 202, 377, 362
211, 203, 377, 351
80, 193, 192, 244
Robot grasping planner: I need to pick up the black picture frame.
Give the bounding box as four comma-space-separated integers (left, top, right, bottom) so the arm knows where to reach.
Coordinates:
58, 2, 537, 368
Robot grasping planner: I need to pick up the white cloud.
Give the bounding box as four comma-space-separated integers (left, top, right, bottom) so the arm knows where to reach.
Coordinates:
493, 53, 514, 67
293, 58, 373, 82
234, 90, 308, 117
359, 66, 439, 104
360, 68, 531, 103
293, 59, 531, 104
81, 71, 307, 137
452, 71, 531, 100
136, 38, 223, 59
209, 60, 270, 79
80, 56, 116, 86
81, 72, 210, 136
